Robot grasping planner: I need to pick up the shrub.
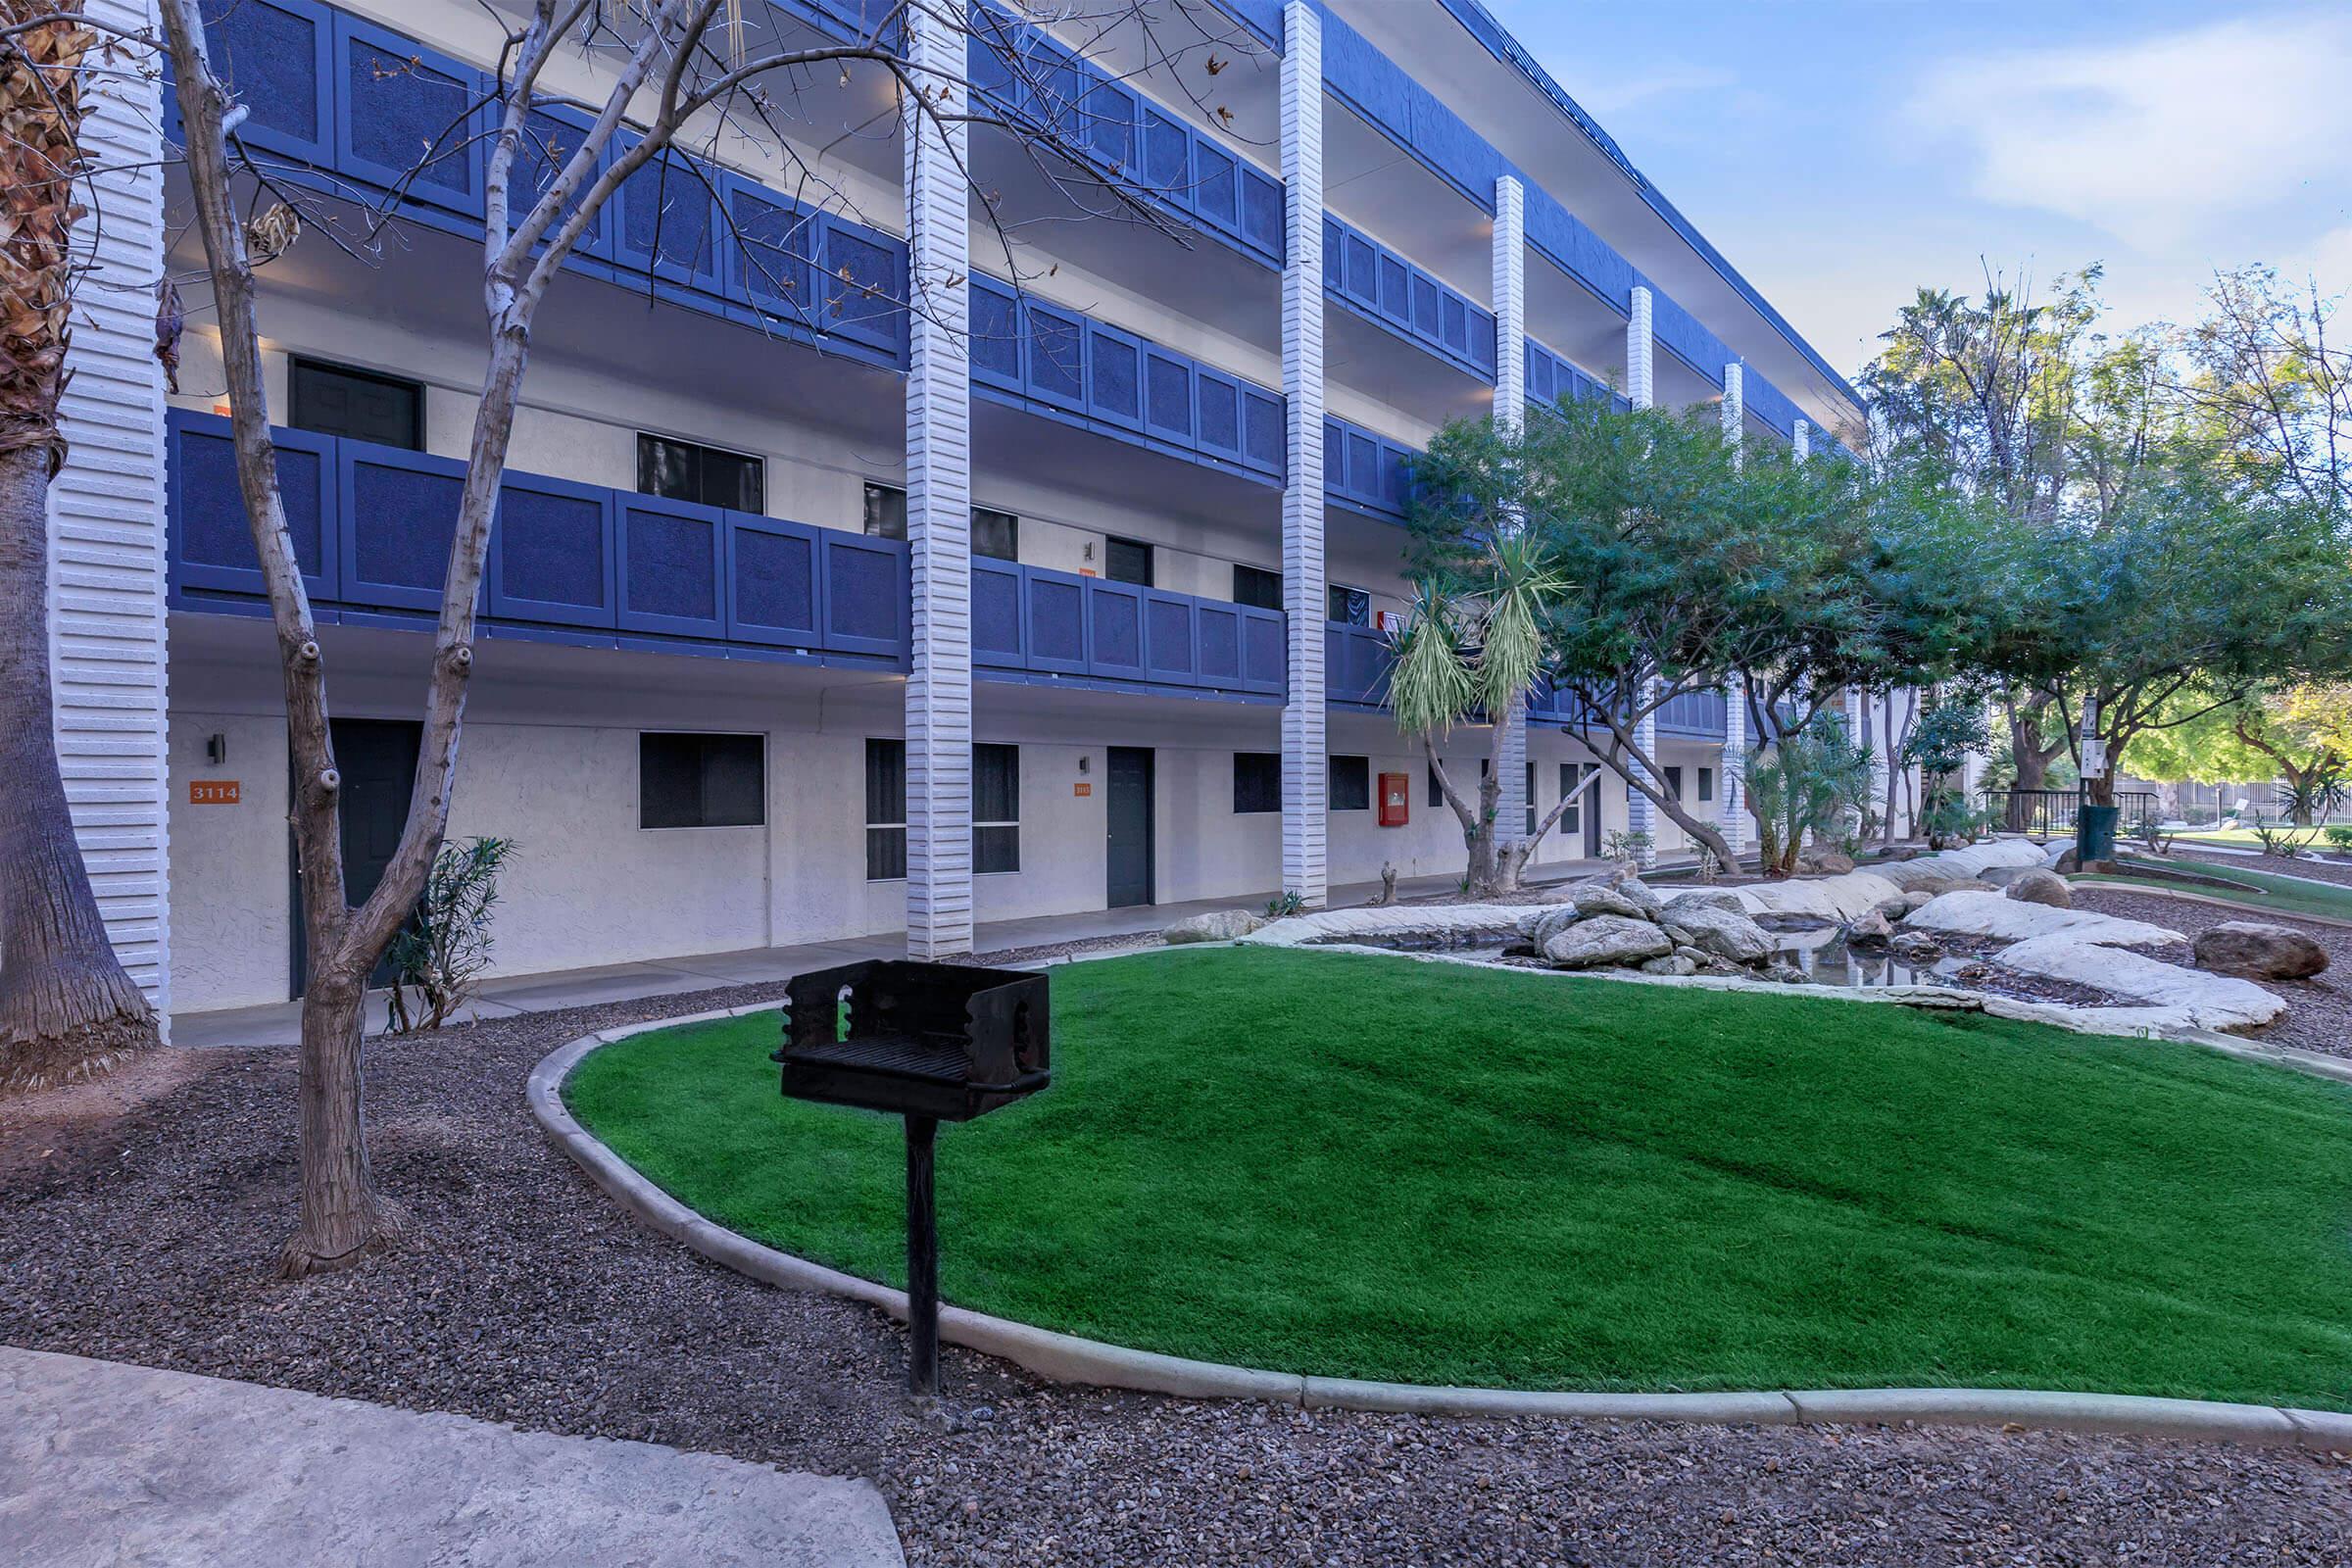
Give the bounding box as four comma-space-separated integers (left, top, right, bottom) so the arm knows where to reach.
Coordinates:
387, 836, 516, 1034
1602, 829, 1653, 864
2326, 824, 2352, 854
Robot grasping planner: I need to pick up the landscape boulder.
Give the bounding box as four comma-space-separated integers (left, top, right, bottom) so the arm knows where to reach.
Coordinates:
1873, 896, 1913, 920
1811, 851, 1857, 875
1889, 930, 1942, 964
1163, 908, 1266, 944
1639, 954, 1698, 977
2005, 869, 2073, 909
1517, 906, 1586, 948
1844, 909, 1892, 946
2191, 921, 2329, 981
1544, 915, 1673, 969
1573, 877, 1664, 921
1661, 888, 1746, 916
1655, 902, 1777, 964
1902, 890, 1937, 913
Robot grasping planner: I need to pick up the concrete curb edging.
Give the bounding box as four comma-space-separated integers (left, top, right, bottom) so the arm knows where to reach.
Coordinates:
529, 1007, 2352, 1451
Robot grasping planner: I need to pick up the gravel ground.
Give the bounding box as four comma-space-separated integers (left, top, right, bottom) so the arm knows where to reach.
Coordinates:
2070, 887, 2352, 1057
2172, 846, 2352, 892
6, 986, 2352, 1565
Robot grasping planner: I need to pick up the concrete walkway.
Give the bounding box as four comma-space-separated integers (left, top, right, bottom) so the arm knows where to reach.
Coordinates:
172, 861, 1616, 1049
0, 1347, 904, 1567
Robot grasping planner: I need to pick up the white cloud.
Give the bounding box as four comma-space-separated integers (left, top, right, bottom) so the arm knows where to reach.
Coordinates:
1912, 12, 2352, 250
1574, 63, 1737, 117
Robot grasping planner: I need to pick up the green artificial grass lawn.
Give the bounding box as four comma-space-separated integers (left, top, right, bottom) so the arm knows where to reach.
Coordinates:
2088, 857, 2352, 922
564, 947, 2352, 1408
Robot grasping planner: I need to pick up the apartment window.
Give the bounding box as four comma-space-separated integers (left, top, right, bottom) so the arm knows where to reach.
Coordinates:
289, 358, 422, 450
1233, 564, 1282, 611
1328, 584, 1370, 626
639, 732, 763, 829
1234, 752, 1281, 813
862, 482, 907, 540
638, 432, 764, 512
1558, 762, 1587, 834
973, 507, 1019, 563
1525, 760, 1537, 836
1428, 762, 1444, 808
865, 738, 906, 880
974, 743, 1021, 874
1698, 766, 1716, 804
1104, 535, 1152, 585
1330, 755, 1370, 812
1663, 765, 1684, 801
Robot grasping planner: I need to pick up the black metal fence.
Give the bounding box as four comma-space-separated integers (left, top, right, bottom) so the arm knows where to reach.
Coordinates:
1980, 788, 2161, 838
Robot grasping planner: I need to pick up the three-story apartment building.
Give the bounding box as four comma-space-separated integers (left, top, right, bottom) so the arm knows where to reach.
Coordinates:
54, 0, 1873, 1021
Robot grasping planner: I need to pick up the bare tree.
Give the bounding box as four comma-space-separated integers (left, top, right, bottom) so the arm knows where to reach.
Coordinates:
158, 0, 1246, 1273
2174, 265, 2349, 520
0, 9, 160, 1094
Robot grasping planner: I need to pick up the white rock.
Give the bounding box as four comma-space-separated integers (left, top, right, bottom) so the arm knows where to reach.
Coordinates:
1574, 879, 1663, 921
1657, 902, 1776, 963
1242, 905, 1525, 949
1902, 891, 2181, 949
1995, 935, 2286, 1031
1544, 915, 1673, 969
1661, 889, 1746, 915
1162, 909, 1266, 944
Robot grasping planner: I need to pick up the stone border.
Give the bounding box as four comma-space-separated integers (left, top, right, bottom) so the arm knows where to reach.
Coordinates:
529, 1002, 2352, 1451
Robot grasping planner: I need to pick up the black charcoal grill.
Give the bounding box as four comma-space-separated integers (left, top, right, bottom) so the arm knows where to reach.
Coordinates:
777, 960, 1051, 1393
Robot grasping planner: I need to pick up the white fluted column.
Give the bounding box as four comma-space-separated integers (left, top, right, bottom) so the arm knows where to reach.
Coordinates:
1622, 286, 1658, 866
1722, 362, 1743, 450
1792, 417, 1811, 463
903, 2, 973, 956
55, 0, 172, 1019
1492, 174, 1528, 851
1280, 0, 1327, 907
1721, 682, 1748, 860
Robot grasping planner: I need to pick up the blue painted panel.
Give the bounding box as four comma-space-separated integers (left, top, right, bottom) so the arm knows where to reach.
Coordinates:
1240, 608, 1285, 693
1087, 320, 1145, 430
1024, 570, 1088, 674
1342, 229, 1379, 307
1441, 292, 1468, 356
1241, 387, 1283, 477
1651, 289, 1728, 387
1240, 167, 1283, 259
168, 410, 335, 602
1742, 368, 1800, 439
972, 559, 1025, 667
1524, 185, 1634, 314
725, 514, 825, 649
1197, 602, 1242, 685
1409, 269, 1441, 340
196, 0, 333, 166
1022, 33, 1083, 139
1026, 300, 1087, 411
1143, 349, 1193, 444
1326, 622, 1394, 705
1087, 579, 1146, 678
1469, 305, 1497, 375
332, 14, 482, 216
818, 217, 904, 356
969, 275, 1023, 390
1144, 591, 1196, 681
513, 103, 610, 260
723, 174, 814, 325
338, 442, 467, 612
821, 533, 906, 659
1195, 368, 1244, 464
491, 469, 615, 628
1191, 139, 1239, 233
612, 134, 721, 289
1321, 416, 1347, 495
1377, 251, 1409, 321
1083, 76, 1138, 172
1378, 441, 1413, 513
618, 494, 725, 639
966, 8, 1020, 106
1141, 105, 1189, 193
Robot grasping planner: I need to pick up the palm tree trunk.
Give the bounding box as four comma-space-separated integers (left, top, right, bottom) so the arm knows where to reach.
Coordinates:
0, 444, 158, 1091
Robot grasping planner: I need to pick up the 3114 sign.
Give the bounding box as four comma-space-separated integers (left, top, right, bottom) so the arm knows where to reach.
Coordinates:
187, 780, 240, 806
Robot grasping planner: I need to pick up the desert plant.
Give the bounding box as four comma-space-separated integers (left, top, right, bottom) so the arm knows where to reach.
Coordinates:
385, 837, 515, 1034
1263, 890, 1306, 919
2278, 767, 2349, 830
1746, 714, 1876, 875
1602, 830, 1653, 864
2132, 816, 2177, 857
2248, 816, 2315, 859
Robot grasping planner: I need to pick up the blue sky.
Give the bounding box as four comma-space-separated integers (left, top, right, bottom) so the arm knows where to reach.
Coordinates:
1487, 0, 2352, 380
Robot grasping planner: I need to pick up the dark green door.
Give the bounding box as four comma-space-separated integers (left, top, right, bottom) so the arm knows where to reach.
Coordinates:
1105, 747, 1154, 908
291, 717, 422, 995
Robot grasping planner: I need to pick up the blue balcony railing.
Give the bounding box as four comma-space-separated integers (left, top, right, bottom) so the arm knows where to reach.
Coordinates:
1526, 678, 1730, 741
1325, 621, 1396, 707
166, 411, 1298, 703
974, 560, 1284, 697
1323, 414, 1418, 519
1526, 339, 1631, 416
1322, 211, 1498, 383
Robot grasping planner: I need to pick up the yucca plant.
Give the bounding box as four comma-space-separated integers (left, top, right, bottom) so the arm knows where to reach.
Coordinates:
1391, 536, 1571, 896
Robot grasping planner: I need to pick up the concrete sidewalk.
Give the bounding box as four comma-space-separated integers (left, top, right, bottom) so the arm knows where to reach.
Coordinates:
0, 1347, 904, 1567
171, 862, 1612, 1049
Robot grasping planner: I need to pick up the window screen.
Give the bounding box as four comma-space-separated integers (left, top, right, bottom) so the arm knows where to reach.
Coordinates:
1104, 535, 1152, 585
1233, 564, 1281, 611
1699, 766, 1716, 803
1663, 765, 1684, 800
639, 732, 763, 828
289, 359, 423, 451
1328, 585, 1370, 626
1234, 752, 1280, 813
1329, 755, 1370, 812
974, 743, 1020, 873
973, 508, 1019, 562
863, 482, 908, 541
1559, 762, 1587, 834
865, 738, 906, 879
1526, 760, 1537, 836
637, 433, 764, 512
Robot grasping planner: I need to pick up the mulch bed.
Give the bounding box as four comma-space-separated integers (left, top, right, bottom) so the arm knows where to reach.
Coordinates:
5, 986, 2351, 1565
2173, 846, 2352, 892
2070, 887, 2352, 1058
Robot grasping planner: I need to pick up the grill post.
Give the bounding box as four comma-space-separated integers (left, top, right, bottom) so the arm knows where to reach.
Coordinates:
905, 1113, 940, 1396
